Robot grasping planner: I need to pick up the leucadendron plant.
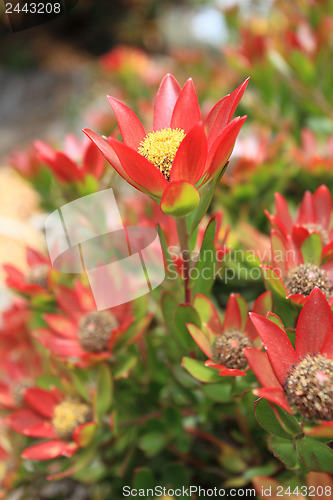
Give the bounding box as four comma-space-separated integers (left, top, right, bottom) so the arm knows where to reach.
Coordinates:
2, 47, 333, 499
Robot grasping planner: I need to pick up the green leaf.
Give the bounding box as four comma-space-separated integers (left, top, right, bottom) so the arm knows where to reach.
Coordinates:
274, 406, 303, 437
268, 436, 299, 469
74, 422, 97, 447
68, 371, 90, 402
139, 432, 169, 457
255, 399, 292, 439
301, 233, 322, 266
133, 468, 155, 490
95, 363, 113, 419
163, 463, 190, 489
181, 356, 221, 383
157, 224, 175, 273
161, 291, 179, 337
174, 304, 200, 350
262, 266, 287, 297
296, 436, 333, 472
113, 353, 138, 380
202, 381, 231, 402
191, 218, 217, 296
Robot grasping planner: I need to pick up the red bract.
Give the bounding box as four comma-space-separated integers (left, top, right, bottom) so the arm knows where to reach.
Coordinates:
184, 291, 272, 377
245, 287, 333, 419
263, 228, 333, 306
266, 185, 333, 248
292, 129, 333, 172
3, 247, 54, 300
33, 281, 151, 366
7, 145, 42, 178
34, 134, 105, 184
0, 352, 42, 411
84, 74, 248, 217
8, 387, 95, 460
0, 300, 31, 353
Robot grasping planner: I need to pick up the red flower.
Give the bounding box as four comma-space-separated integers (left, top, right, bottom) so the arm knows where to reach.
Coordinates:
34, 134, 105, 184
8, 387, 95, 460
184, 291, 272, 377
3, 248, 55, 301
245, 287, 333, 419
263, 228, 333, 306
33, 280, 151, 366
84, 74, 248, 217
266, 185, 333, 248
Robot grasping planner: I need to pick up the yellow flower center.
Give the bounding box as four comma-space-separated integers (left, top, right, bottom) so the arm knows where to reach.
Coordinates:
138, 127, 186, 181
52, 398, 92, 440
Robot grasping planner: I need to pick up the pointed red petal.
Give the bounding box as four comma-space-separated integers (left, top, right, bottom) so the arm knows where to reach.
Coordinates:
218, 367, 247, 377
313, 185, 332, 228
153, 74, 181, 131
54, 287, 82, 322
207, 77, 249, 145
205, 116, 247, 180
171, 78, 201, 133
34, 140, 56, 162
204, 95, 229, 137
270, 230, 287, 277
22, 440, 78, 460
297, 191, 315, 224
292, 225, 311, 247
249, 313, 296, 386
223, 293, 244, 332
245, 291, 273, 340
83, 141, 105, 178
108, 137, 168, 197
83, 129, 143, 191
8, 409, 55, 437
244, 348, 281, 388
254, 389, 293, 414
107, 96, 146, 148
43, 314, 77, 339
35, 329, 85, 358
26, 248, 49, 266
321, 328, 333, 358
24, 388, 59, 418
295, 287, 333, 357
74, 281, 97, 313
274, 193, 293, 237
170, 122, 207, 184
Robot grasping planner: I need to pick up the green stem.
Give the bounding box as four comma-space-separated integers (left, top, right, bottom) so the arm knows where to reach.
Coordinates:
176, 217, 192, 303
